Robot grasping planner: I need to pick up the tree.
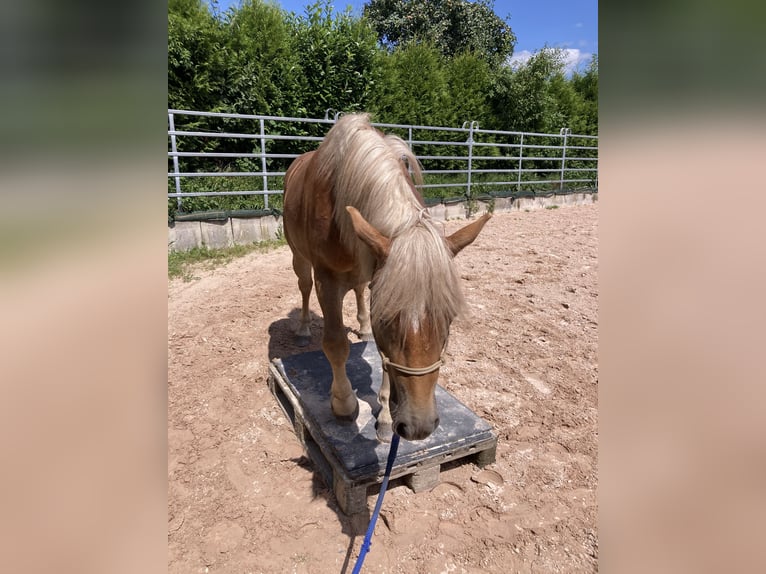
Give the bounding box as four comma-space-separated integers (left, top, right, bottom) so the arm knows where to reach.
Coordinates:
363, 0, 516, 67
167, 2, 596, 138
489, 48, 566, 133
570, 55, 598, 135
444, 51, 492, 126
220, 0, 300, 116
289, 1, 382, 118
371, 42, 450, 127
168, 0, 227, 111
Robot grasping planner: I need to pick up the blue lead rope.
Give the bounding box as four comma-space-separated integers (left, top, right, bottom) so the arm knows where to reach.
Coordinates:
351, 433, 400, 574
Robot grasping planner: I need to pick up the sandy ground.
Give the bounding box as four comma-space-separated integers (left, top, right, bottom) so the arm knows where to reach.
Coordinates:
168, 203, 598, 573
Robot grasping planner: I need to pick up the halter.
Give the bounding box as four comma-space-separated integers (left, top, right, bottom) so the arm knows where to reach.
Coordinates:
373, 204, 447, 379
380, 351, 445, 376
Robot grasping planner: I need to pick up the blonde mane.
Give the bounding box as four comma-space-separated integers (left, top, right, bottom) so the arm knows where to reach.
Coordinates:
314, 113, 466, 346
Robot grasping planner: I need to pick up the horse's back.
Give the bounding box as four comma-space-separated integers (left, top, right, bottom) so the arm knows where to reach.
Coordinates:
283, 150, 356, 274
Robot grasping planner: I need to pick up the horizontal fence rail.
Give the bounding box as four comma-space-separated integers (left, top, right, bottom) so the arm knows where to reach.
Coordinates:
167, 109, 598, 218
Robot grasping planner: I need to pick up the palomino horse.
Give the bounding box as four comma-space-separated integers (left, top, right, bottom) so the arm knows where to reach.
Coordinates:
283, 113, 490, 441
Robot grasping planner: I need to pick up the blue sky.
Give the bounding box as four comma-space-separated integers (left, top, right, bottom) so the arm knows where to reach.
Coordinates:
208, 1, 597, 73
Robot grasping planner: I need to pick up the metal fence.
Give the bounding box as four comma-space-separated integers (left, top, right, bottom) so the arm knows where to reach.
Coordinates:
168, 109, 598, 216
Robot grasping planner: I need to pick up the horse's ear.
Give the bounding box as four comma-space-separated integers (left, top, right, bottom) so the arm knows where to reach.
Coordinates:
346, 206, 391, 261
446, 212, 492, 256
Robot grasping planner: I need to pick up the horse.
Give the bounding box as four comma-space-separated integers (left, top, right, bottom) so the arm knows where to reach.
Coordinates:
282, 113, 490, 442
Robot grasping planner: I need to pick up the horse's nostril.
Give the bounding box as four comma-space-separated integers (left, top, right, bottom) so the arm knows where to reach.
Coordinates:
433, 417, 440, 429
395, 422, 407, 437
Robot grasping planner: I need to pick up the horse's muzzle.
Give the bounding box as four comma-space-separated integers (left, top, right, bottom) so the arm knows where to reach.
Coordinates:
395, 415, 440, 441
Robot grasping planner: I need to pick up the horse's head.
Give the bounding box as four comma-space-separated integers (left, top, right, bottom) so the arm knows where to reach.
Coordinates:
373, 313, 447, 440
346, 206, 490, 441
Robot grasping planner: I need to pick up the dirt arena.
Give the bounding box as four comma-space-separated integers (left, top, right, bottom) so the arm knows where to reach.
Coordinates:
168, 203, 598, 573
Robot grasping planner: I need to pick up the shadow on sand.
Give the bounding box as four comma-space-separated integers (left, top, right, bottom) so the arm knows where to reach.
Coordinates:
267, 308, 386, 573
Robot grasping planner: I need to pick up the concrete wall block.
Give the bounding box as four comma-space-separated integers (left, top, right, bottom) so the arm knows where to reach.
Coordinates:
259, 215, 282, 241
547, 195, 564, 207
514, 196, 536, 211
169, 221, 202, 251
444, 202, 467, 220
492, 197, 514, 212
470, 200, 492, 216
200, 220, 234, 249
427, 204, 447, 222
575, 192, 596, 205
231, 218, 263, 245
167, 192, 596, 251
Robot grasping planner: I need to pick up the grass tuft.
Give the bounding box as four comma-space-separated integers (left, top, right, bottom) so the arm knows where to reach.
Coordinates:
168, 239, 286, 281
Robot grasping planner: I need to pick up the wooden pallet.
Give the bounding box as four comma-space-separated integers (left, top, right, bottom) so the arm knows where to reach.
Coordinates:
268, 341, 497, 515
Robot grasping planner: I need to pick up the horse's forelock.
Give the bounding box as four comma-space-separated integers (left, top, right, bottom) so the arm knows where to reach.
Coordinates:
371, 222, 466, 349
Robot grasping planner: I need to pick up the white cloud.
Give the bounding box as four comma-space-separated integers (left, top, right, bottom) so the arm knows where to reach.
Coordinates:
561, 48, 592, 74
507, 49, 534, 68
507, 48, 592, 76
575, 22, 584, 28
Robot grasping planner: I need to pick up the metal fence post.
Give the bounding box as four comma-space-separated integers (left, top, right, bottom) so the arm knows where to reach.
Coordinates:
463, 121, 478, 198
259, 118, 269, 209
559, 127, 570, 191
168, 112, 183, 212
517, 133, 524, 191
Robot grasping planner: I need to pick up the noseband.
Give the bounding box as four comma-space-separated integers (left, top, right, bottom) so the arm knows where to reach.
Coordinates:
380, 352, 444, 376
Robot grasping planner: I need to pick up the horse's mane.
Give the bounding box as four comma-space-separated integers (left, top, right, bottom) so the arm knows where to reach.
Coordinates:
315, 113, 423, 240
315, 113, 466, 346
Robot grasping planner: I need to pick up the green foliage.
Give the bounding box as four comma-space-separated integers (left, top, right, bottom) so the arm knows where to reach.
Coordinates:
220, 0, 301, 116
169, 0, 303, 117
490, 48, 566, 133
364, 0, 516, 67
372, 42, 450, 126
168, 1, 596, 136
487, 49, 599, 136
289, 1, 382, 118
570, 55, 599, 135
166, 1, 598, 217
168, 0, 227, 111
168, 239, 286, 281
444, 52, 492, 125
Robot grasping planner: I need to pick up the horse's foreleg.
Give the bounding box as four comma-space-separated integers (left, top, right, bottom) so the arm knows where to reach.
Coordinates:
292, 254, 313, 345
354, 283, 373, 341
315, 277, 359, 421
376, 369, 394, 443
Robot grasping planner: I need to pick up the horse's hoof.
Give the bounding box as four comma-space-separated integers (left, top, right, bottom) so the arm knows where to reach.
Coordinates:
332, 398, 359, 423
295, 335, 312, 347
375, 421, 393, 443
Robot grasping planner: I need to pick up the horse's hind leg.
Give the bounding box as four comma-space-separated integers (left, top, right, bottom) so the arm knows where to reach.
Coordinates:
353, 283, 373, 341
292, 253, 313, 346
